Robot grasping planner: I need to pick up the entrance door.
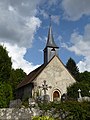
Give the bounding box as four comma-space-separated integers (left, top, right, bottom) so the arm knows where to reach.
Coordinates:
53, 91, 60, 101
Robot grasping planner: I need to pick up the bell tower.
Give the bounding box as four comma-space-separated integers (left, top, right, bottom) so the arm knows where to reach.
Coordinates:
44, 20, 59, 64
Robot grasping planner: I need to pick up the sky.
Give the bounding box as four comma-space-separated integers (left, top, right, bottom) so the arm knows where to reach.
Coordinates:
0, 0, 90, 74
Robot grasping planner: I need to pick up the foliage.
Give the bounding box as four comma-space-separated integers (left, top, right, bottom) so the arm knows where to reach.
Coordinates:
0, 45, 13, 107
9, 68, 26, 95
22, 96, 29, 108
66, 58, 79, 81
59, 101, 90, 120
22, 100, 29, 108
0, 82, 13, 108
0, 45, 26, 107
38, 101, 90, 120
67, 82, 90, 99
0, 45, 12, 82
32, 116, 54, 120
79, 71, 90, 83
38, 102, 53, 112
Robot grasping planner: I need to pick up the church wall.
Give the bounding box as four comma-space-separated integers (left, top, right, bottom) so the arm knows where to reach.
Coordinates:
23, 84, 32, 99
33, 56, 76, 101
16, 84, 33, 100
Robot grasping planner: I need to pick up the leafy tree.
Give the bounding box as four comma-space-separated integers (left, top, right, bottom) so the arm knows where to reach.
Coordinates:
66, 58, 79, 81
0, 45, 13, 107
9, 68, 26, 98
0, 82, 13, 108
0, 45, 26, 106
79, 71, 90, 83
67, 82, 90, 99
0, 45, 12, 82
10, 68, 26, 89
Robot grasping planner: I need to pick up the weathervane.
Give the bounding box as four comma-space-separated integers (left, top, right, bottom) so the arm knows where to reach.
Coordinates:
49, 14, 52, 26
49, 15, 52, 26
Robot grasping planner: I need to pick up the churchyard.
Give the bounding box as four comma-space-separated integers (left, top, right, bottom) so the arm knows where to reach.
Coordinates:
0, 82, 90, 120
0, 98, 90, 120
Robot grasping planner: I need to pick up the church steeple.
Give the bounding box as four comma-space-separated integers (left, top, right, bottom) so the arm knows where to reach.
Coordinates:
44, 20, 59, 64
46, 25, 58, 48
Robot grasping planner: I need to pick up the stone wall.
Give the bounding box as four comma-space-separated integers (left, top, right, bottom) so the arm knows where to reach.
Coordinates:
0, 108, 32, 120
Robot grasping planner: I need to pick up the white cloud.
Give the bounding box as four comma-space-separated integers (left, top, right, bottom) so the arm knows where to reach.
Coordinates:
0, 0, 41, 48
62, 0, 90, 20
0, 0, 42, 74
62, 24, 90, 72
39, 9, 60, 25
1, 42, 40, 74
0, 0, 61, 74
77, 57, 90, 72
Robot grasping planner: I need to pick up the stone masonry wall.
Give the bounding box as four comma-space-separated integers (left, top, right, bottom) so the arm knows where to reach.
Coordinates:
0, 108, 32, 120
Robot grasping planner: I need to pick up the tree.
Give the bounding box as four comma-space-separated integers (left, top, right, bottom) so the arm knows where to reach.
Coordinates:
9, 68, 26, 98
67, 82, 90, 99
0, 45, 12, 82
0, 82, 13, 108
66, 58, 79, 81
79, 71, 90, 83
0, 45, 26, 106
10, 68, 26, 89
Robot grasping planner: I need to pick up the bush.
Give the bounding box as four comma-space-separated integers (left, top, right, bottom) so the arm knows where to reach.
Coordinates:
32, 116, 54, 120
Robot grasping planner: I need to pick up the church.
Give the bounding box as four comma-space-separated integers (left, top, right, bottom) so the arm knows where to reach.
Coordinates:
17, 23, 76, 101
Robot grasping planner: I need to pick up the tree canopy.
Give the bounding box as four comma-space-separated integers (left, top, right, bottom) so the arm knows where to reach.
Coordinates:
66, 58, 90, 100
9, 68, 26, 98
79, 71, 90, 83
66, 58, 79, 81
0, 82, 13, 108
0, 45, 26, 107
67, 82, 90, 99
0, 45, 12, 82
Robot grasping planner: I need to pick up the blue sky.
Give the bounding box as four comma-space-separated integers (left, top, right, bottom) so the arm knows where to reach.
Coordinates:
0, 0, 90, 74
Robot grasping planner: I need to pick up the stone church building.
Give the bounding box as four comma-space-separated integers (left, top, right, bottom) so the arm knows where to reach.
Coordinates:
17, 24, 76, 101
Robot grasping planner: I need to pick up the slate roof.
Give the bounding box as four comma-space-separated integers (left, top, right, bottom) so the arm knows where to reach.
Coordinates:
45, 26, 59, 48
17, 64, 46, 89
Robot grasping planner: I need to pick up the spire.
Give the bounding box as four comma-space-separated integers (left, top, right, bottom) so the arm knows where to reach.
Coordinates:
46, 16, 58, 48
43, 16, 59, 64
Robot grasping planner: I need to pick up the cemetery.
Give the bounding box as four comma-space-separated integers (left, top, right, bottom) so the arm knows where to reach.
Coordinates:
0, 80, 90, 120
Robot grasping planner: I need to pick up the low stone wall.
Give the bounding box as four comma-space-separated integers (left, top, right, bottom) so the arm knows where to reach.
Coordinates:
0, 108, 32, 120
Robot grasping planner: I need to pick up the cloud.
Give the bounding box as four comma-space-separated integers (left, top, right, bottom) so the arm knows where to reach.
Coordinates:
39, 10, 60, 25
0, 0, 62, 74
48, 0, 59, 6
62, 24, 90, 72
0, 0, 43, 74
1, 42, 40, 74
62, 0, 90, 20
0, 0, 41, 48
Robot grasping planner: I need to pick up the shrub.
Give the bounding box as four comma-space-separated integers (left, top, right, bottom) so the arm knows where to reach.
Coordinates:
32, 116, 54, 120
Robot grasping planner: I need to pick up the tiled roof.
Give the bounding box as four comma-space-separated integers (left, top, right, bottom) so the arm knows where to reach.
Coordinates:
17, 64, 46, 89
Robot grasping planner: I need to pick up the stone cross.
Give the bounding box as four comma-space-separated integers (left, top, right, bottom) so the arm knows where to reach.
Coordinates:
39, 80, 52, 95
78, 89, 82, 98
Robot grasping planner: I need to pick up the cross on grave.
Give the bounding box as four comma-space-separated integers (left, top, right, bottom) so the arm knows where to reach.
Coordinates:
38, 80, 52, 95
78, 89, 82, 98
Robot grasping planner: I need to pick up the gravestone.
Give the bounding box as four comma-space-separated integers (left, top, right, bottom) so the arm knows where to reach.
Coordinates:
77, 89, 90, 102
9, 99, 22, 108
